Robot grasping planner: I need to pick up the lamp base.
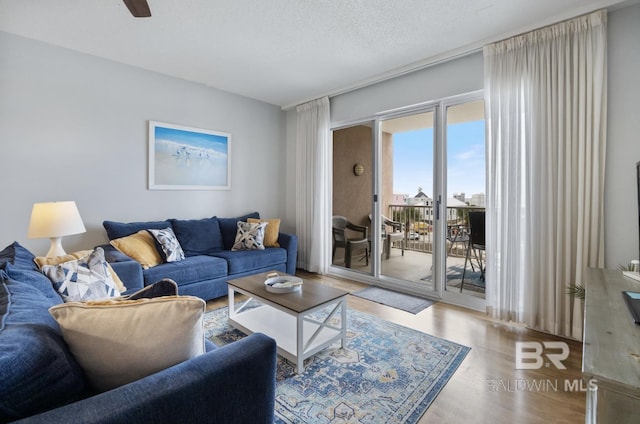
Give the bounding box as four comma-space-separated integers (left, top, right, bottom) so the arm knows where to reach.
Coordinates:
46, 237, 67, 258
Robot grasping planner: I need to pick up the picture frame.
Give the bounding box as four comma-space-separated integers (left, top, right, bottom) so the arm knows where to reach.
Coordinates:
148, 121, 231, 190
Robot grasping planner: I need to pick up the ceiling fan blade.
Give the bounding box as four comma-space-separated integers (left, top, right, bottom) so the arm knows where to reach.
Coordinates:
123, 0, 151, 18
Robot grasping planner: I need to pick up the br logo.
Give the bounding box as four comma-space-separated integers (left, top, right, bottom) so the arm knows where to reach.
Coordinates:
515, 341, 570, 370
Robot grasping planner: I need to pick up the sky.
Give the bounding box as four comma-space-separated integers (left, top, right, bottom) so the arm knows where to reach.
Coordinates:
392, 120, 486, 199
155, 125, 228, 153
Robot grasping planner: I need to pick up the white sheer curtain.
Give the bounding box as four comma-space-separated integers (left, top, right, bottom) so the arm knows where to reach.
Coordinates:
295, 97, 331, 273
484, 10, 607, 339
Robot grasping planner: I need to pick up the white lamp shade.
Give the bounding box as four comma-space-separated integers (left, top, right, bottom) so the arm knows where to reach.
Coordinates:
27, 201, 86, 239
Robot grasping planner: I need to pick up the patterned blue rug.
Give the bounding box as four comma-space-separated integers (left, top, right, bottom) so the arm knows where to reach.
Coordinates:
204, 306, 470, 423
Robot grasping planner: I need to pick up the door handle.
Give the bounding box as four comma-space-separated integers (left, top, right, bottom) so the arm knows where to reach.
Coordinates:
436, 195, 441, 220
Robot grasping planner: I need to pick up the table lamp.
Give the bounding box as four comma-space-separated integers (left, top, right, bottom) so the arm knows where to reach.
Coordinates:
27, 201, 86, 257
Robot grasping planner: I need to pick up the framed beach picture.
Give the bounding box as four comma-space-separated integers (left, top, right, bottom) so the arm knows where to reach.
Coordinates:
148, 121, 231, 190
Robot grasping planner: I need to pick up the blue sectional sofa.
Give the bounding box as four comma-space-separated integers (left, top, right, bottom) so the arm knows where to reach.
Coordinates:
0, 242, 277, 423
101, 212, 298, 301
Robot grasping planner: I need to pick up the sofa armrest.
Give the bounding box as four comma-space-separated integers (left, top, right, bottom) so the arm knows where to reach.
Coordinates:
277, 232, 298, 275
97, 244, 144, 292
17, 333, 277, 424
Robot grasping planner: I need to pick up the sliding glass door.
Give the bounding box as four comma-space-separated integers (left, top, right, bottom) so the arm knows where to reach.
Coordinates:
330, 122, 374, 276
329, 93, 486, 310
443, 99, 486, 305
378, 110, 437, 294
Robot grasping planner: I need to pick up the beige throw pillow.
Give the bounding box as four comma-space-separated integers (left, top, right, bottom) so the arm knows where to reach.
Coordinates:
110, 230, 163, 269
35, 250, 126, 292
247, 218, 280, 247
49, 295, 206, 392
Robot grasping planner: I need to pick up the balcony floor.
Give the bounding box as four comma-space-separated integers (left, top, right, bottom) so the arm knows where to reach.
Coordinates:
332, 246, 486, 299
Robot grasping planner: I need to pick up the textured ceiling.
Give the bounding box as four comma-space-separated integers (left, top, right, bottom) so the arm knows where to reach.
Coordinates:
0, 0, 633, 108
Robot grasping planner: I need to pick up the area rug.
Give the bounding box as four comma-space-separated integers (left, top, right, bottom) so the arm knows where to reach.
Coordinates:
351, 286, 434, 314
205, 306, 470, 423
421, 266, 486, 293
445, 265, 486, 293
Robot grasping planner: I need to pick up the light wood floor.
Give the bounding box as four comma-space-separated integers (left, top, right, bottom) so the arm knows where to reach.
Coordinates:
207, 271, 585, 424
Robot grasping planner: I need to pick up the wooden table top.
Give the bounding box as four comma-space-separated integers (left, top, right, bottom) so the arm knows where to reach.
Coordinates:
227, 271, 348, 313
583, 268, 640, 396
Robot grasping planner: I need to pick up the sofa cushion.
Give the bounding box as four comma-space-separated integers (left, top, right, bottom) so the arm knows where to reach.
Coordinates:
103, 220, 171, 240
0, 241, 39, 271
4, 262, 62, 304
49, 295, 206, 392
211, 248, 287, 275
218, 212, 260, 250
142, 255, 228, 286
0, 272, 87, 422
110, 230, 163, 269
169, 217, 224, 256
41, 248, 121, 302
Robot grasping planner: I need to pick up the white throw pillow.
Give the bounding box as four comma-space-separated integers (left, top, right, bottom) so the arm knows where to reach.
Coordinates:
35, 250, 126, 293
41, 247, 121, 302
231, 221, 267, 251
49, 295, 206, 392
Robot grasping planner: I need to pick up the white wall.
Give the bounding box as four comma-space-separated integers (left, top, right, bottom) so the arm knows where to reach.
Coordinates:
0, 32, 288, 255
330, 52, 484, 124
604, 4, 640, 268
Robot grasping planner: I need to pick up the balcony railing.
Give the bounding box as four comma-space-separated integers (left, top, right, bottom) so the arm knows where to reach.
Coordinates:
386, 204, 484, 257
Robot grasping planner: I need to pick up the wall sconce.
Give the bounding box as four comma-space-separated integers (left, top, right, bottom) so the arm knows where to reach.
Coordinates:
27, 201, 86, 257
353, 163, 364, 176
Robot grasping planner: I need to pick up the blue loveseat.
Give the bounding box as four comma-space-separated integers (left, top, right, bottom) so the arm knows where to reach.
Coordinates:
0, 242, 277, 423
101, 212, 298, 301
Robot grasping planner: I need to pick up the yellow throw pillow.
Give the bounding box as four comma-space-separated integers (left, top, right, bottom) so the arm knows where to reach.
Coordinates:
247, 218, 280, 247
35, 250, 126, 292
49, 295, 206, 392
110, 230, 162, 269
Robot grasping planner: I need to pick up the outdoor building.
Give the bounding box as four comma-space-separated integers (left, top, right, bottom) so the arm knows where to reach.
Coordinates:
407, 188, 431, 206
391, 193, 408, 205
471, 193, 486, 207
453, 192, 466, 203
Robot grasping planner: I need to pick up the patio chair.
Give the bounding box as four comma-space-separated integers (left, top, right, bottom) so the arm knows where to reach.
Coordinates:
461, 211, 485, 292
368, 214, 405, 260
382, 215, 405, 259
446, 224, 474, 271
332, 216, 369, 268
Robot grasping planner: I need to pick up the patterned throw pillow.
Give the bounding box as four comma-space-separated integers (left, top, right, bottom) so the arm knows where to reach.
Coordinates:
247, 218, 280, 247
35, 250, 127, 292
41, 247, 121, 302
231, 221, 267, 251
148, 227, 185, 263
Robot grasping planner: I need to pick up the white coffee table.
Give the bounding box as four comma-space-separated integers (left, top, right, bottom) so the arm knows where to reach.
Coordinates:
227, 272, 348, 374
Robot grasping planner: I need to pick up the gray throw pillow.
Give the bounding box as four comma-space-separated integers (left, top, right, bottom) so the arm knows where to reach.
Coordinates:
148, 227, 185, 262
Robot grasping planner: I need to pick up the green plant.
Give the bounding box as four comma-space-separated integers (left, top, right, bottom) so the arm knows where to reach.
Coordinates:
567, 265, 629, 301
566, 284, 585, 300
